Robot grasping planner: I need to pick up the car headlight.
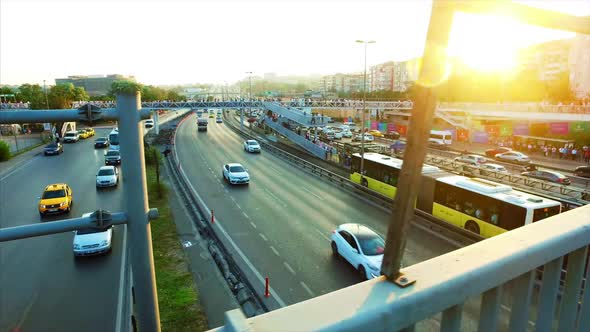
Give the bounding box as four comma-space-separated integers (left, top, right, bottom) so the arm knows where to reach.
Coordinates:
40, 204, 46, 208
73, 244, 80, 249
59, 202, 65, 207
100, 240, 109, 246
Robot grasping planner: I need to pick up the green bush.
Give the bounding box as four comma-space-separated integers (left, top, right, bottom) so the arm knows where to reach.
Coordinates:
0, 140, 10, 161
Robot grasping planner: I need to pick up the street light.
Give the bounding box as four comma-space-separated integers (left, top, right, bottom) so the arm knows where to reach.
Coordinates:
356, 40, 376, 180
43, 80, 49, 109
245, 71, 253, 131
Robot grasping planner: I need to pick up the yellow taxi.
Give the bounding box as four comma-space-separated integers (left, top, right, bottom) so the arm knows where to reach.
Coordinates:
38, 183, 73, 217
368, 130, 384, 138
84, 128, 95, 137
77, 129, 90, 139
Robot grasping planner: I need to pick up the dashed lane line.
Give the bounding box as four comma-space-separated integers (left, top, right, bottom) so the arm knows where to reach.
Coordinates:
259, 233, 268, 242
270, 246, 280, 257
314, 228, 331, 242
300, 282, 315, 297
283, 262, 296, 275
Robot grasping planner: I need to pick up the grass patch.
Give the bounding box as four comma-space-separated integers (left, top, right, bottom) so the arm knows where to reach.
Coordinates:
146, 165, 208, 331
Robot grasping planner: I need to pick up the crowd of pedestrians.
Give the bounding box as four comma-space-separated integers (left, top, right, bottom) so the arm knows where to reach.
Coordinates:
494, 138, 590, 164
0, 102, 30, 109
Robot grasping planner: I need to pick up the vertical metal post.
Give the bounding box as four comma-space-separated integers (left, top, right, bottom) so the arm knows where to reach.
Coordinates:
154, 110, 160, 135
43, 80, 49, 109
117, 93, 161, 331
249, 74, 253, 128
361, 42, 367, 176
381, 0, 454, 279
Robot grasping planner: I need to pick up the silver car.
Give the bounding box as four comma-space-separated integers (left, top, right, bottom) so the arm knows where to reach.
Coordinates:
454, 154, 487, 165
495, 151, 530, 164
73, 212, 113, 256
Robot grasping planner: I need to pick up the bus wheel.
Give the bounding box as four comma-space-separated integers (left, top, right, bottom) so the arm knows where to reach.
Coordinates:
465, 221, 480, 235
361, 178, 368, 187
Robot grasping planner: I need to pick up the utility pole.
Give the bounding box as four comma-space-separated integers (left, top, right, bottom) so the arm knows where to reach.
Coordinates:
356, 40, 376, 179
43, 80, 49, 109
244, 72, 253, 131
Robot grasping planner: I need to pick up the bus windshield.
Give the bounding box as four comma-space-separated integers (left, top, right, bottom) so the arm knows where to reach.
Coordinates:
109, 132, 119, 145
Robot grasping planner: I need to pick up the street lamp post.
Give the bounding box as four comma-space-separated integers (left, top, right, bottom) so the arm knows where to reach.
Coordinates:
43, 80, 49, 109
244, 72, 253, 131
356, 40, 375, 180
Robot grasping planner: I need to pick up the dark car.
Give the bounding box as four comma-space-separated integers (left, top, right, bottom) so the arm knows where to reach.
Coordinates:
384, 131, 400, 140
521, 170, 571, 185
104, 150, 121, 165
485, 147, 511, 158
44, 142, 63, 156
94, 137, 110, 148
574, 166, 590, 178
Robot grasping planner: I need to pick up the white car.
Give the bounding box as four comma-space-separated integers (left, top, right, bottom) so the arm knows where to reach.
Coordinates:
341, 130, 353, 138
73, 212, 113, 256
330, 223, 385, 280
222, 163, 250, 185
244, 140, 261, 153
96, 165, 119, 188
352, 134, 374, 142
479, 163, 509, 175
495, 151, 531, 164
63, 131, 80, 143
145, 119, 154, 128
454, 154, 487, 166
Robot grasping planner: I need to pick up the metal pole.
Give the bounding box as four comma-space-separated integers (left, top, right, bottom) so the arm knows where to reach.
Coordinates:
116, 92, 161, 331
154, 110, 160, 135
361, 42, 367, 177
43, 80, 49, 109
381, 0, 454, 280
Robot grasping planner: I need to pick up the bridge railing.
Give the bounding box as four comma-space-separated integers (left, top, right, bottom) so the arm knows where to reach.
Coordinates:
260, 116, 327, 159
214, 205, 590, 332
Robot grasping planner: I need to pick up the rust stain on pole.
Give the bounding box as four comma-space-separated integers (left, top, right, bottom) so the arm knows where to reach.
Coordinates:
381, 0, 455, 280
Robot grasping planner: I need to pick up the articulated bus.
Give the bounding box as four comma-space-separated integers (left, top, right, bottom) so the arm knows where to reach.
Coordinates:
351, 152, 561, 238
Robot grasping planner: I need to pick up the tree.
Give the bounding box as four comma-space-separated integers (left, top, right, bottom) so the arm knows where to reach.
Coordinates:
17, 84, 46, 109
48, 83, 88, 109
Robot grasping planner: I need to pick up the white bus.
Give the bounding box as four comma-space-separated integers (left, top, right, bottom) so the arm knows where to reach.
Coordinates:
429, 130, 453, 145
108, 128, 120, 151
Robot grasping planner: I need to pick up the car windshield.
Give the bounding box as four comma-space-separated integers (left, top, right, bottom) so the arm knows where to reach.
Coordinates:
230, 166, 245, 172
106, 151, 119, 156
357, 234, 385, 256
98, 169, 115, 176
248, 141, 258, 145
65, 133, 76, 137
42, 189, 65, 199
96, 138, 107, 142
76, 227, 109, 235
46, 143, 57, 148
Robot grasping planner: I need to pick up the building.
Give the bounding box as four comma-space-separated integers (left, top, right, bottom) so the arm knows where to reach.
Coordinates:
569, 34, 590, 99
370, 61, 395, 91
55, 74, 136, 96
517, 39, 571, 82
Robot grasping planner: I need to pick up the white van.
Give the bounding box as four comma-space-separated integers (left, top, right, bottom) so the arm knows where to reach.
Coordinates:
429, 130, 453, 145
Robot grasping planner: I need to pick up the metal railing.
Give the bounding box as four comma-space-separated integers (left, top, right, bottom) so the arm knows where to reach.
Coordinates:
214, 205, 590, 332
260, 116, 328, 159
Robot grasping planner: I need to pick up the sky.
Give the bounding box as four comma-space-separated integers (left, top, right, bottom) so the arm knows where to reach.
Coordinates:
1, 0, 589, 86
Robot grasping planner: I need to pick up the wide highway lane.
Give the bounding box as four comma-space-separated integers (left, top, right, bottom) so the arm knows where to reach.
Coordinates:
0, 128, 126, 332
175, 114, 459, 305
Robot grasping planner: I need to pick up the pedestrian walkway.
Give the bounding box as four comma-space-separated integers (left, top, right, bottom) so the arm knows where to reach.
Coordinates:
451, 141, 588, 172
0, 143, 45, 178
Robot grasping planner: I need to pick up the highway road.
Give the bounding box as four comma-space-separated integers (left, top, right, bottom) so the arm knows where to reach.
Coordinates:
175, 114, 459, 303
0, 128, 126, 332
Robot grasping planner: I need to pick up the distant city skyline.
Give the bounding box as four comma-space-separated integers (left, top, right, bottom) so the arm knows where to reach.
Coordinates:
1, 0, 588, 86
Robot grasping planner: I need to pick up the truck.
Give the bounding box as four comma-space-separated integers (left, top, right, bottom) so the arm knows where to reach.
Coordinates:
197, 118, 208, 132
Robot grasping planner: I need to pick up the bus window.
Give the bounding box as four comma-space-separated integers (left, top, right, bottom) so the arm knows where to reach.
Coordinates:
497, 201, 526, 230
532, 206, 561, 222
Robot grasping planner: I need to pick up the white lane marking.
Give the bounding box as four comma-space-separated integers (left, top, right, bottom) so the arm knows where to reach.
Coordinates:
115, 225, 128, 332
300, 282, 315, 297
230, 196, 236, 203
175, 122, 287, 308
259, 233, 268, 242
314, 228, 331, 242
235, 203, 241, 210
269, 166, 282, 174
270, 246, 280, 257
242, 212, 250, 219
283, 262, 296, 275
264, 188, 287, 207
0, 157, 37, 181
301, 187, 324, 200
250, 222, 257, 229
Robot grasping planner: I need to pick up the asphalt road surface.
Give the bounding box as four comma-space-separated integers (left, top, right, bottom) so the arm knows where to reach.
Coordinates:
0, 128, 126, 332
